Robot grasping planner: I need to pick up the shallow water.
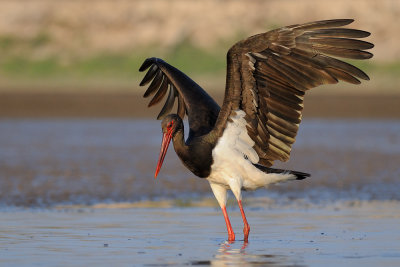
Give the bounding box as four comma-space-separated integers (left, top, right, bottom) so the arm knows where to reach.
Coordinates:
1, 202, 399, 266
1, 118, 400, 266
0, 119, 399, 206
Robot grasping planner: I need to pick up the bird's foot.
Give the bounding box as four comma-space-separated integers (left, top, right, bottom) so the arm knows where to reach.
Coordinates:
228, 232, 235, 242
243, 223, 250, 242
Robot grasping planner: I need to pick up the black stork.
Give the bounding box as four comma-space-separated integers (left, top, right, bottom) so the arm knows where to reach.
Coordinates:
139, 19, 373, 242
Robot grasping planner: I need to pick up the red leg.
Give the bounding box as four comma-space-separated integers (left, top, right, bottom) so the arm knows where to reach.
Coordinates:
222, 206, 235, 241
238, 200, 250, 242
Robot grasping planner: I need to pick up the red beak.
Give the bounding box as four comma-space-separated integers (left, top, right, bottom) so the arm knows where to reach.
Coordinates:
154, 130, 173, 178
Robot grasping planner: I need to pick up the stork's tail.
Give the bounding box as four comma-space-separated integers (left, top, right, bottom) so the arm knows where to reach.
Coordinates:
253, 164, 310, 180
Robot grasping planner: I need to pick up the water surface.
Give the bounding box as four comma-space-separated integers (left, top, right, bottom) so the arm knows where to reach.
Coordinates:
0, 119, 399, 206
1, 118, 400, 266
1, 203, 399, 266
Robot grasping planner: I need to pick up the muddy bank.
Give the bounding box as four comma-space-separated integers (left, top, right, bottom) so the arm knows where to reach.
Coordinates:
1, 92, 400, 118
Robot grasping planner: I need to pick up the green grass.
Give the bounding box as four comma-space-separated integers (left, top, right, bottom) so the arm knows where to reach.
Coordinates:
2, 57, 60, 77
0, 43, 227, 81
0, 35, 18, 50
164, 39, 227, 75
372, 61, 400, 74
0, 34, 398, 92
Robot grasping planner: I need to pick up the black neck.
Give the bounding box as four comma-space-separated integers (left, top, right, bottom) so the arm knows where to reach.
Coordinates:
172, 128, 189, 160
171, 124, 214, 178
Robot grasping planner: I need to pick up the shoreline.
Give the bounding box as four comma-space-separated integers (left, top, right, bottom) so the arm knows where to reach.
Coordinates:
1, 197, 398, 211
1, 92, 400, 118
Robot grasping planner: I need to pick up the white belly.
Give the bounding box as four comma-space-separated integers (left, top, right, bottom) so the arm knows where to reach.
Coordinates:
207, 153, 294, 191
207, 110, 295, 192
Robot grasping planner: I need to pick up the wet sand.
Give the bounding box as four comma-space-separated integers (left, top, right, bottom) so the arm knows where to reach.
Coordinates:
1, 201, 399, 266
1, 92, 400, 118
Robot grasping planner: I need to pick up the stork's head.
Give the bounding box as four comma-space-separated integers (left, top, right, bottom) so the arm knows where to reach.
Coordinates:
154, 114, 183, 178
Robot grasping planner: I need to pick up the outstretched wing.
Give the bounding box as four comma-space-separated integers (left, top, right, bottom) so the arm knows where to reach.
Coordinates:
212, 19, 373, 167
139, 58, 220, 137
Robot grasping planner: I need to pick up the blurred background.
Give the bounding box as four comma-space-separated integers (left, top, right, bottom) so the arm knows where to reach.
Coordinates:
0, 0, 399, 206
0, 0, 399, 116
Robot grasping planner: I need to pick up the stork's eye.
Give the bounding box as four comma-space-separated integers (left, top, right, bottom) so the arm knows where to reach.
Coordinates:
167, 121, 174, 129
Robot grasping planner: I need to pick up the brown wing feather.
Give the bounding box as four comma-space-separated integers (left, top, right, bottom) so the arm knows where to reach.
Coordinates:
140, 58, 186, 120
212, 19, 373, 166
139, 58, 221, 138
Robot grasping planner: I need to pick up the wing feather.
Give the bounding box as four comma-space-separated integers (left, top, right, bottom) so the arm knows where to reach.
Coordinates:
177, 91, 187, 119
212, 19, 373, 166
139, 57, 220, 136
308, 37, 374, 50
139, 64, 158, 86
148, 75, 168, 107
324, 67, 361, 84
312, 54, 370, 80
305, 28, 371, 38
157, 85, 176, 119
143, 70, 163, 97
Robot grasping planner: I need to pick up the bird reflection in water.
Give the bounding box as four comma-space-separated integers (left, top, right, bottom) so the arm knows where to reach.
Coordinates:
191, 241, 293, 266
